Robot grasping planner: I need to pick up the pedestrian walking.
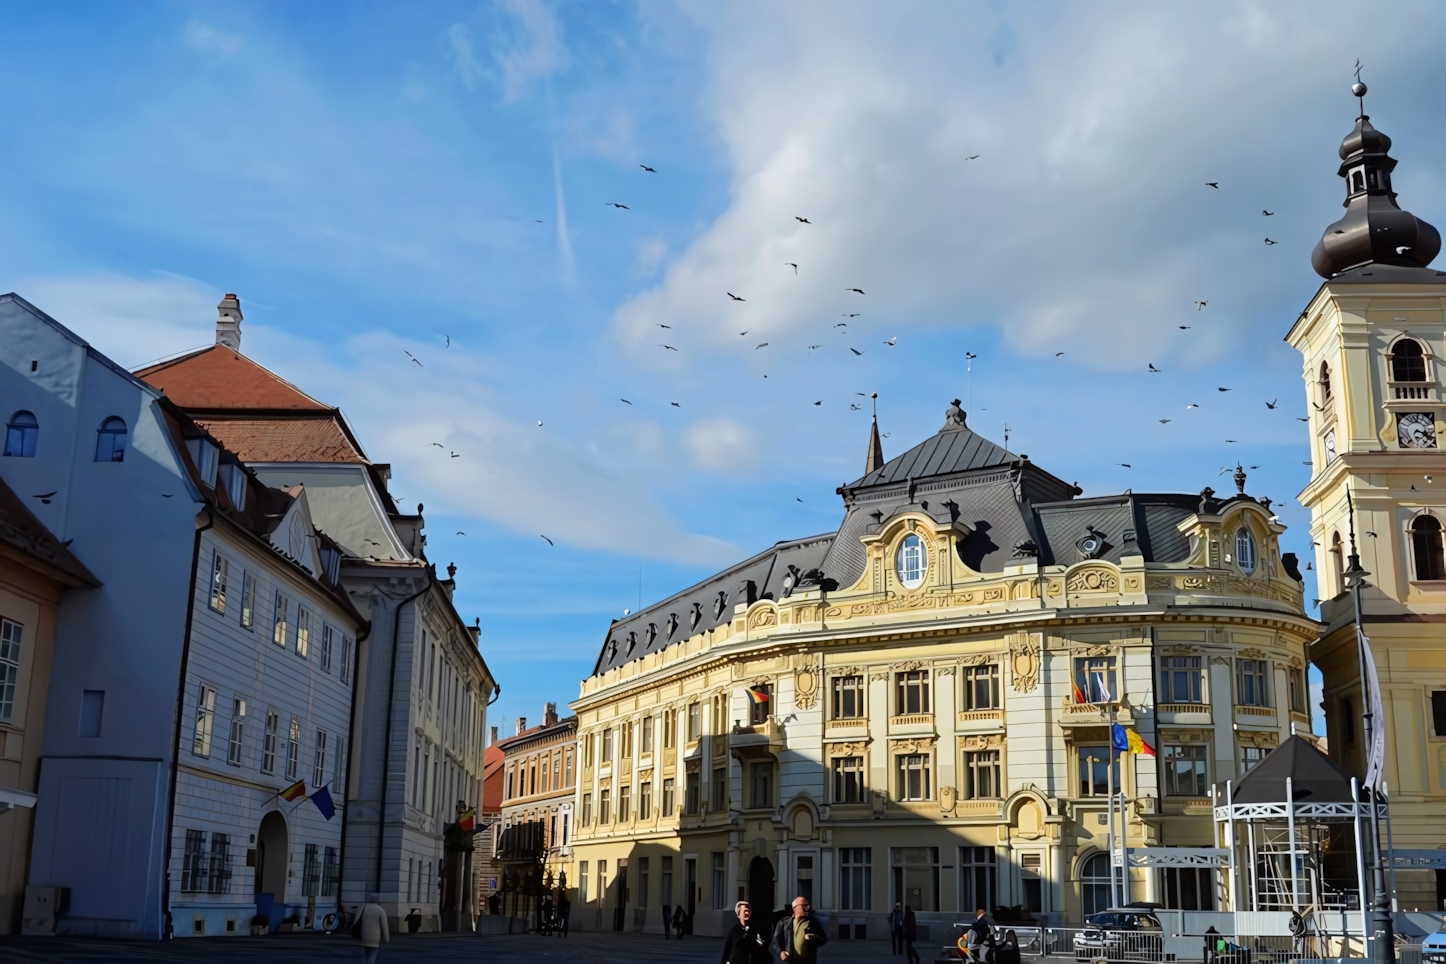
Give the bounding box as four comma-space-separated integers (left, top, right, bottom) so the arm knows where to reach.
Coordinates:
889, 902, 905, 955
558, 896, 570, 937
540, 894, 554, 935
662, 903, 673, 938
965, 908, 991, 964
353, 895, 390, 964
903, 905, 921, 964
674, 903, 687, 939
722, 902, 773, 964
995, 929, 1021, 964
403, 907, 421, 934
772, 895, 829, 963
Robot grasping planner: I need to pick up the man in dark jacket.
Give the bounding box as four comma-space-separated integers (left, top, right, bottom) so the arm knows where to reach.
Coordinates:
773, 896, 829, 964
721, 902, 773, 964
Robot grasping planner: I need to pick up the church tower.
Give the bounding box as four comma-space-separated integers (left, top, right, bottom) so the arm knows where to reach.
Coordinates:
1286, 80, 1446, 909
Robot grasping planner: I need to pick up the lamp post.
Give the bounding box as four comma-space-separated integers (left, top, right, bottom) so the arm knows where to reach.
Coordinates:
1345, 491, 1394, 964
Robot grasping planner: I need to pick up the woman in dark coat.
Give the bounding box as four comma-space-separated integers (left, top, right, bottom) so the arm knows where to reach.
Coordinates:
994, 929, 1021, 964
903, 905, 921, 964
721, 902, 772, 964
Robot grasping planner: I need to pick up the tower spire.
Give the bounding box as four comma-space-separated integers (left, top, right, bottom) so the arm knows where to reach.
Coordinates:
865, 392, 884, 474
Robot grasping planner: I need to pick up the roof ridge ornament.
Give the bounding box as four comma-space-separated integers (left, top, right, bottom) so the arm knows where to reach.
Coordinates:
942, 398, 968, 432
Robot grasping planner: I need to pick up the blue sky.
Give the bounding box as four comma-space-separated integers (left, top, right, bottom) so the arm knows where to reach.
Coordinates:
3, 1, 1445, 733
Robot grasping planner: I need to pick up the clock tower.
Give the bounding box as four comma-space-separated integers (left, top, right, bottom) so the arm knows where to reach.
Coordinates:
1286, 82, 1446, 910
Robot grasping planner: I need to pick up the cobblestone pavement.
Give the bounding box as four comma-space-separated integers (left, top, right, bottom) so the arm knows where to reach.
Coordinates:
0, 929, 911, 964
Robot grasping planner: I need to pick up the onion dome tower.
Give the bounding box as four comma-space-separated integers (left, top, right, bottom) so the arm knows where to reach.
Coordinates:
1311, 80, 1441, 278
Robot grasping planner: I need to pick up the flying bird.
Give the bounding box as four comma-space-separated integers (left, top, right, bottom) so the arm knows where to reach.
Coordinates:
727, 292, 745, 301
162, 493, 173, 498
540, 535, 554, 546
850, 404, 861, 410
658, 323, 671, 328
1187, 404, 1200, 409
1265, 399, 1278, 409
796, 498, 803, 503
834, 323, 849, 328
1159, 419, 1172, 424
445, 335, 450, 347
1179, 325, 1192, 330
849, 348, 863, 355
1365, 531, 1378, 538
1194, 301, 1208, 310
1262, 210, 1274, 216
1206, 182, 1220, 189
846, 288, 865, 295
785, 263, 798, 274
450, 451, 460, 458
537, 421, 543, 426
606, 202, 630, 209
795, 216, 811, 223
620, 399, 632, 405
456, 531, 466, 536
966, 352, 977, 360
32, 491, 56, 502
1217, 387, 1232, 392
640, 165, 656, 173
1264, 238, 1278, 245
659, 344, 678, 351
430, 442, 444, 448
884, 337, 897, 346
1055, 352, 1065, 357
1225, 439, 1238, 443
808, 345, 821, 350
966, 154, 980, 160
412, 358, 423, 368
1118, 463, 1132, 468
1148, 364, 1160, 372
756, 343, 769, 349
813, 401, 822, 406
739, 332, 747, 336
1296, 417, 1309, 422
670, 402, 681, 407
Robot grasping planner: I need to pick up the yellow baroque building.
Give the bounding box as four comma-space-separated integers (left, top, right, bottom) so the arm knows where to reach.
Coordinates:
1288, 94, 1446, 912
567, 405, 1317, 937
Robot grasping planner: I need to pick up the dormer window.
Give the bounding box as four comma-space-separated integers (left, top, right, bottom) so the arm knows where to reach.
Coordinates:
1391, 338, 1427, 382
95, 417, 127, 462
895, 534, 926, 589
218, 463, 247, 510
186, 437, 219, 487
1234, 528, 1257, 576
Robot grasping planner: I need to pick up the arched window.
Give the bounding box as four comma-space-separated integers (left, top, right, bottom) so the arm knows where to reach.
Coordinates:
1081, 853, 1113, 917
1392, 339, 1426, 382
895, 534, 926, 589
95, 417, 127, 463
1319, 362, 1332, 401
1412, 515, 1446, 581
1235, 528, 1257, 576
1351, 170, 1365, 193
1330, 532, 1344, 594
3, 411, 38, 458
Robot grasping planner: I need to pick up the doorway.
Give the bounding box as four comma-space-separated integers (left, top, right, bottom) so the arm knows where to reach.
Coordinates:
255, 809, 289, 923
748, 856, 775, 917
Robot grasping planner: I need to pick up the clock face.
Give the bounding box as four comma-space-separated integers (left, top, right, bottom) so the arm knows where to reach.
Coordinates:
1324, 430, 1337, 462
1397, 412, 1438, 449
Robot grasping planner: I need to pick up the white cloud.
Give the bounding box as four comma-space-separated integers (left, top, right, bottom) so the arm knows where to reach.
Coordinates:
492, 0, 570, 103
448, 23, 482, 90
183, 21, 244, 56
685, 415, 757, 472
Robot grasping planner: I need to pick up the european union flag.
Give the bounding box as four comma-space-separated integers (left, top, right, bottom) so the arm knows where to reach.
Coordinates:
1111, 722, 1130, 753
310, 784, 336, 820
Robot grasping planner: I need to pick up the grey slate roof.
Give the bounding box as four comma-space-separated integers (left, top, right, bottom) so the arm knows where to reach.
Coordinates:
850, 422, 1016, 487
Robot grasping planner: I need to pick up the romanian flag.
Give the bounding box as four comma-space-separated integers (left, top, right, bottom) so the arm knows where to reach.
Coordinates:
1073, 681, 1089, 704
747, 685, 770, 705
458, 807, 477, 833
1111, 723, 1157, 757
279, 779, 307, 803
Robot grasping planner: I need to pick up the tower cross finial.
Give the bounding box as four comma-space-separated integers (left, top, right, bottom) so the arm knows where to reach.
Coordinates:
1352, 60, 1367, 117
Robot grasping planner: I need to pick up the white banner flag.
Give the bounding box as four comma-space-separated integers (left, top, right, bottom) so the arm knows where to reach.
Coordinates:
1360, 627, 1387, 790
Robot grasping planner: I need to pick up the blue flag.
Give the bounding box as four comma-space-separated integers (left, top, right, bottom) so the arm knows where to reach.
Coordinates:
309, 784, 335, 820
1110, 722, 1130, 753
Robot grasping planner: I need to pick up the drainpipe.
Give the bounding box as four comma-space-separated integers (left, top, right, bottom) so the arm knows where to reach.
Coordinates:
375, 577, 431, 895
161, 506, 216, 939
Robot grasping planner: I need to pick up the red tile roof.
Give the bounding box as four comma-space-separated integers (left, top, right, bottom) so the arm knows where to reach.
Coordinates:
197, 417, 366, 464
136, 346, 330, 412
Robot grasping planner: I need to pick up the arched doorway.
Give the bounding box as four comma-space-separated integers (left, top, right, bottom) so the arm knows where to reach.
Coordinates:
748, 856, 775, 918
255, 810, 289, 924
1080, 853, 1112, 917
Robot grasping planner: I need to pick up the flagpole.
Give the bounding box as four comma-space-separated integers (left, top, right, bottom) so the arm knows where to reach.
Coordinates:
1108, 703, 1118, 909
1346, 490, 1394, 964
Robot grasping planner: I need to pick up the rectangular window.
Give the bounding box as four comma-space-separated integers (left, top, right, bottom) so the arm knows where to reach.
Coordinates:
597, 861, 608, 904
320, 624, 333, 673
208, 832, 232, 895
1075, 656, 1117, 703
579, 862, 590, 905
662, 777, 675, 816
0, 618, 23, 722
272, 591, 290, 647
1163, 744, 1209, 797
687, 701, 701, 741
262, 710, 278, 773
963, 750, 1001, 799
302, 843, 321, 897
340, 636, 352, 683
749, 761, 772, 809
209, 551, 228, 614
581, 792, 592, 825
641, 715, 654, 752
181, 829, 207, 892
711, 765, 727, 812
832, 756, 865, 803
663, 709, 676, 748
891, 847, 940, 913
582, 732, 593, 768
895, 753, 932, 801
240, 572, 256, 629
286, 717, 300, 780
599, 787, 611, 824
832, 674, 864, 719
322, 846, 339, 897
895, 670, 931, 715
314, 730, 328, 787
1239, 745, 1267, 775
961, 664, 1000, 711
685, 765, 701, 814
601, 727, 613, 762
638, 856, 650, 907
959, 846, 996, 916
1159, 656, 1203, 704
553, 752, 561, 790
1236, 659, 1269, 706
1288, 667, 1306, 714
1159, 866, 1215, 911
1077, 745, 1118, 796
565, 748, 574, 786
1433, 691, 1446, 737
78, 689, 104, 737
193, 685, 216, 757
661, 856, 673, 907
749, 685, 770, 726
639, 780, 652, 819
296, 608, 311, 657
1021, 853, 1042, 913
619, 784, 632, 822
227, 698, 246, 766
839, 847, 872, 910
712, 852, 726, 910
621, 721, 633, 759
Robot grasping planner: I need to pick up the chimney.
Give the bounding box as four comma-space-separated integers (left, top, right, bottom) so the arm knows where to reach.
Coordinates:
543, 702, 558, 726
515, 717, 527, 736
489, 725, 498, 746
216, 293, 243, 351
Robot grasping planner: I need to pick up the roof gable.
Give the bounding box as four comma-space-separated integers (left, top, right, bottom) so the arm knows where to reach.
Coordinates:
136, 346, 331, 412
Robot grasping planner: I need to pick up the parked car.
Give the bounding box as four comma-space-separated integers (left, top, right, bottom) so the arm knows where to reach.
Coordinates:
1073, 909, 1164, 963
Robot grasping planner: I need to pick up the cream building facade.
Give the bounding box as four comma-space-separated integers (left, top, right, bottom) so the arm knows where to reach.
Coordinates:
1288, 91, 1446, 911
494, 705, 576, 922
568, 408, 1318, 938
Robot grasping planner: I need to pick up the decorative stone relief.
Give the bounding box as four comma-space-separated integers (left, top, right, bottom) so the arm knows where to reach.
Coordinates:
1066, 567, 1119, 593
832, 665, 864, 678
748, 606, 777, 629
1210, 656, 1231, 666
1160, 729, 1211, 744
1238, 647, 1268, 660
959, 654, 991, 667
939, 784, 958, 815
1010, 633, 1042, 693
1147, 576, 1174, 590
869, 669, 889, 682
896, 660, 925, 671
890, 737, 938, 754
1160, 644, 1199, 655
794, 662, 820, 710
936, 664, 957, 676
1237, 730, 1279, 749
827, 741, 869, 757
958, 733, 1005, 751
1069, 643, 1114, 657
